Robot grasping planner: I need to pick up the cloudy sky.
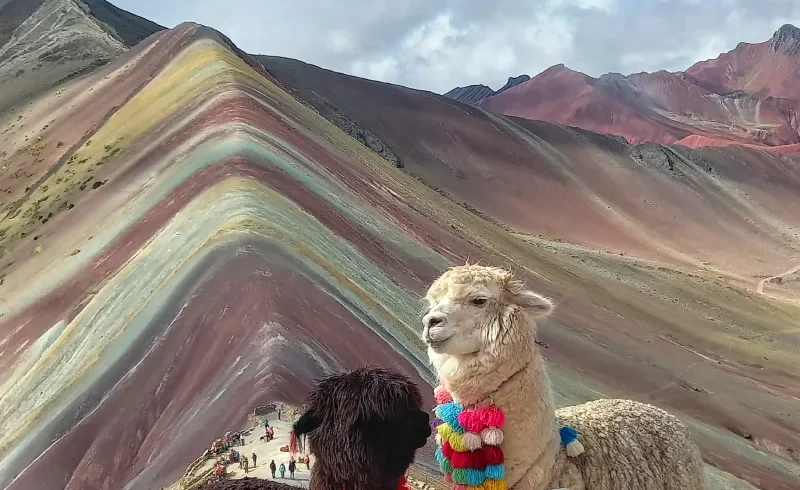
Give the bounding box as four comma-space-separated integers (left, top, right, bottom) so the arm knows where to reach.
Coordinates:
116, 0, 799, 94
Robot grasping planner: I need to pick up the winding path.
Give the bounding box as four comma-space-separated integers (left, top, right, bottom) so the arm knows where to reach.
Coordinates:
756, 263, 800, 294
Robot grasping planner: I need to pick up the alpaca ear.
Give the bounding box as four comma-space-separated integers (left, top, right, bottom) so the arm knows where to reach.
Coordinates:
293, 409, 321, 436
512, 290, 553, 317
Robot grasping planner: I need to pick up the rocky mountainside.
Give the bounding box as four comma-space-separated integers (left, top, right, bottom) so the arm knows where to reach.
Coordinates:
443, 74, 529, 105
451, 25, 800, 151
0, 0, 163, 111
1, 4, 800, 490
443, 83, 494, 105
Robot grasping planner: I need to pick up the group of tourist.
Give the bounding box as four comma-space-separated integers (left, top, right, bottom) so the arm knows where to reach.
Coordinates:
202, 405, 315, 484
238, 452, 258, 473
269, 457, 305, 479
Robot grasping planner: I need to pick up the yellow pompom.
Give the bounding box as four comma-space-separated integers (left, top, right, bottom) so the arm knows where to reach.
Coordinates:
483, 479, 506, 490
449, 432, 468, 452
437, 423, 454, 439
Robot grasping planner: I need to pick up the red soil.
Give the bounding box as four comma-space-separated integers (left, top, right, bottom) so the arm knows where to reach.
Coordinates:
676, 134, 800, 154
479, 27, 800, 151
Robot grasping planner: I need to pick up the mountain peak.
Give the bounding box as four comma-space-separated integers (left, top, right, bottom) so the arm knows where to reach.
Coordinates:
497, 74, 530, 93
771, 24, 800, 54
443, 84, 494, 105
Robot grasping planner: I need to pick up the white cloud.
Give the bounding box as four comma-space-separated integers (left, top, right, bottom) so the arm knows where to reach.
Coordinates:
114, 0, 800, 93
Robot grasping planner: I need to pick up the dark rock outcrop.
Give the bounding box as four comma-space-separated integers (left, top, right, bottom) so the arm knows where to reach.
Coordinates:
198, 477, 296, 490
255, 55, 403, 168
496, 74, 530, 93
82, 0, 166, 47
771, 24, 800, 55
443, 84, 494, 105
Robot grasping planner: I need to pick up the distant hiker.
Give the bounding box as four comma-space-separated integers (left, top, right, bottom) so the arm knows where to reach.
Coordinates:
304, 454, 310, 469
270, 459, 276, 478
279, 462, 286, 478
252, 452, 257, 468
268, 425, 275, 440
243, 455, 249, 474
277, 409, 282, 421
288, 459, 296, 479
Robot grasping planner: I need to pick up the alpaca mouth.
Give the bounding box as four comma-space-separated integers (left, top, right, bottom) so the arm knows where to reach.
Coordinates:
427, 337, 451, 350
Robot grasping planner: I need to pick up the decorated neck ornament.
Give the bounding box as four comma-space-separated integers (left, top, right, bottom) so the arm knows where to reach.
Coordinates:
432, 384, 584, 490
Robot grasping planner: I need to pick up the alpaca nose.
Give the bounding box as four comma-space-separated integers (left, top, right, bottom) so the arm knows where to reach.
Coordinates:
425, 313, 445, 329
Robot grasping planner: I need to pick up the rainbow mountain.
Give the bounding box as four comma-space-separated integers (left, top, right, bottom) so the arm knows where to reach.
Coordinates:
0, 11, 799, 490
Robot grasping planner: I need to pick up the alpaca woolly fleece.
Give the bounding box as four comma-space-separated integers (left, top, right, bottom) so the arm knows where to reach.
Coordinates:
292, 368, 431, 490
423, 265, 705, 490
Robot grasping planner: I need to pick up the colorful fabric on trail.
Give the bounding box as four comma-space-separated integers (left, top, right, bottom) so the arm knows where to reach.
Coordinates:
433, 385, 507, 490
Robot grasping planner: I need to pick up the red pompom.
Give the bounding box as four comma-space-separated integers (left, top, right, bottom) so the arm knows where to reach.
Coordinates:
434, 385, 453, 404
482, 405, 505, 428
442, 441, 454, 458
458, 409, 485, 432
450, 451, 473, 468
483, 445, 504, 465
472, 449, 487, 469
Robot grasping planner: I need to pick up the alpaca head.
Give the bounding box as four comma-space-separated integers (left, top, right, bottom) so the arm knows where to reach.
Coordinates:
293, 368, 431, 490
422, 265, 553, 365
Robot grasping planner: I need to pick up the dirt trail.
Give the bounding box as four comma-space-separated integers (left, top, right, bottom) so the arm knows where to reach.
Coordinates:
756, 263, 800, 294
172, 407, 443, 490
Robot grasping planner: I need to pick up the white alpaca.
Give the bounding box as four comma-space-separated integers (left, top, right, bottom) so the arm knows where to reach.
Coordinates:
422, 265, 705, 490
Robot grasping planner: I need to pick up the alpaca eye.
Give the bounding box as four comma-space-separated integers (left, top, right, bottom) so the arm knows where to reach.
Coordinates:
471, 298, 488, 306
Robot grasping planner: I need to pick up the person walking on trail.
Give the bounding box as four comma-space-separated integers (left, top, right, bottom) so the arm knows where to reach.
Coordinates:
277, 408, 282, 421
243, 456, 249, 474
279, 462, 286, 479
304, 454, 310, 469
252, 452, 257, 468
288, 459, 296, 479
270, 460, 277, 478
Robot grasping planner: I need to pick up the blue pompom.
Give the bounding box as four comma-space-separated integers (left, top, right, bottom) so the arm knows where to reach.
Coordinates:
466, 468, 486, 486
559, 425, 579, 446
485, 464, 505, 480
435, 446, 444, 463
435, 402, 464, 432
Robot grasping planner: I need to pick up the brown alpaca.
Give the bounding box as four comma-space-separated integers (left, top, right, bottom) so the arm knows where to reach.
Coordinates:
293, 368, 431, 490
199, 369, 430, 490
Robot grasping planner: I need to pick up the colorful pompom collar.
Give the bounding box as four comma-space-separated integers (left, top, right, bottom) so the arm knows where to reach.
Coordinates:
432, 384, 584, 490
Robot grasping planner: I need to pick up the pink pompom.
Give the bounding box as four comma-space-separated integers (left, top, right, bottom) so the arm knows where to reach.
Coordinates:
453, 485, 467, 490
434, 385, 453, 404
444, 473, 453, 483
458, 409, 485, 432
482, 405, 505, 428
